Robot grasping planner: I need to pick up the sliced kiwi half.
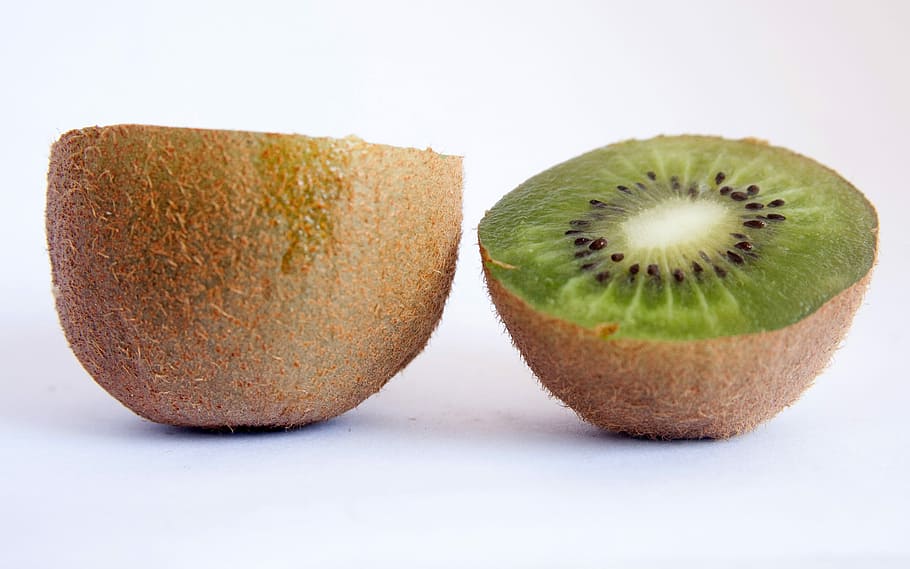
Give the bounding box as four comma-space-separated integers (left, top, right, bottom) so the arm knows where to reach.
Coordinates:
48, 125, 462, 428
479, 136, 877, 439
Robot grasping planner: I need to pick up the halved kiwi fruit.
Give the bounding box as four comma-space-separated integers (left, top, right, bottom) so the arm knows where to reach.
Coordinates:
47, 125, 462, 428
479, 136, 877, 439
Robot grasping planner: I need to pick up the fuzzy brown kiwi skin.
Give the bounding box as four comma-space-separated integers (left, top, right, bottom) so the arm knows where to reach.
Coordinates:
480, 244, 874, 440
47, 125, 462, 428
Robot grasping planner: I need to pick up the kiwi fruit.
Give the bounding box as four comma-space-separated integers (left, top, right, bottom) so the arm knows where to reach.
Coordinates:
47, 124, 462, 428
479, 136, 877, 439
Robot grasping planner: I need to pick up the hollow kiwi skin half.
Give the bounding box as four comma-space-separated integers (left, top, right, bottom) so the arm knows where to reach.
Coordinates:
47, 124, 462, 428
479, 136, 877, 439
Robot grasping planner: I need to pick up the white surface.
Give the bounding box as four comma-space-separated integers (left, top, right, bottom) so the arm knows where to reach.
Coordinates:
2, 1, 909, 567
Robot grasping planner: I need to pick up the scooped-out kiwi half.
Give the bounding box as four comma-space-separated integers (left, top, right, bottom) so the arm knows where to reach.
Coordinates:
48, 125, 462, 428
479, 136, 877, 439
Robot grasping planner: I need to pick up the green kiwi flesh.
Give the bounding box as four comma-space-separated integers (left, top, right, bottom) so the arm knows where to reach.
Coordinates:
479, 136, 877, 439
48, 125, 462, 428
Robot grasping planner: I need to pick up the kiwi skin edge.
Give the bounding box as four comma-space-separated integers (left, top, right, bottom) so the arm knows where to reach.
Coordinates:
47, 125, 462, 429
481, 242, 873, 439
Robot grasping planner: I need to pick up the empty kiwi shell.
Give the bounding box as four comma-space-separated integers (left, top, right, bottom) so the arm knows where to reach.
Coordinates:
479, 136, 877, 439
47, 124, 462, 428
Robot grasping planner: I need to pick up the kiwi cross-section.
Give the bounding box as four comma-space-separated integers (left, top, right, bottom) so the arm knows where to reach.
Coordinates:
48, 125, 462, 428
479, 136, 877, 439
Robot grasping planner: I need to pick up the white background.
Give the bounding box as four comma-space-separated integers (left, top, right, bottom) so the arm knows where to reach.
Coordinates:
2, 1, 909, 567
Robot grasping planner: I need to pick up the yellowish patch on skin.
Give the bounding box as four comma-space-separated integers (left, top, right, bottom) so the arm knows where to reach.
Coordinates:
594, 323, 619, 338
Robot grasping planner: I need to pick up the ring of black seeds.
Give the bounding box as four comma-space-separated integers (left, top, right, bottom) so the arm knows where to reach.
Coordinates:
563, 170, 789, 285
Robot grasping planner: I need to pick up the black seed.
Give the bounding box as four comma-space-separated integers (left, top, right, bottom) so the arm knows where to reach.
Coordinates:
596, 271, 611, 283
699, 251, 711, 262
575, 250, 593, 258
767, 213, 786, 221
589, 238, 607, 250
581, 262, 597, 271
727, 251, 744, 264
714, 265, 727, 277
768, 199, 785, 207
671, 176, 680, 190
747, 184, 760, 196
590, 199, 608, 208
730, 191, 748, 201
647, 171, 656, 180
591, 212, 607, 221
735, 241, 753, 251
574, 237, 591, 246
629, 263, 640, 275
647, 264, 660, 277
745, 202, 764, 210
688, 186, 697, 197
565, 229, 583, 235
719, 186, 732, 195
617, 185, 632, 194
570, 219, 589, 227
731, 233, 747, 239
692, 261, 704, 273
715, 172, 726, 185
611, 253, 624, 262
744, 220, 766, 229
673, 269, 685, 282
636, 182, 647, 191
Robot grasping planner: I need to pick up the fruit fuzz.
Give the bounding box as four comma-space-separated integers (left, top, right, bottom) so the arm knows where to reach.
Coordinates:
479, 136, 877, 439
47, 125, 462, 428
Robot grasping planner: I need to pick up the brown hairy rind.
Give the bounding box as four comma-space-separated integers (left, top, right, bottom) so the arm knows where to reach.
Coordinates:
47, 125, 462, 428
481, 245, 873, 439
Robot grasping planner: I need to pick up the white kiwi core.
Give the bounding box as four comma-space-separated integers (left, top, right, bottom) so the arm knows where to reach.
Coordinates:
622, 198, 730, 253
